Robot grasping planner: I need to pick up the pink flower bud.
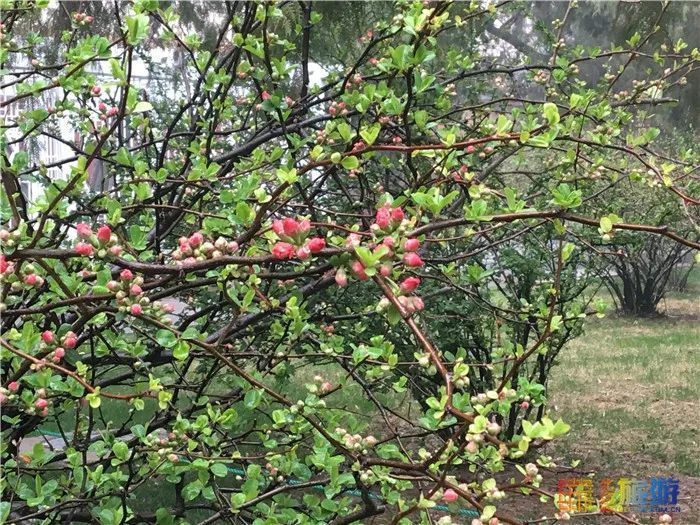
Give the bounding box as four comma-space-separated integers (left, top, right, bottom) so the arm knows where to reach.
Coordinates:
75, 242, 94, 257
321, 381, 333, 393
24, 273, 38, 286
351, 260, 368, 280
96, 225, 112, 244
109, 245, 123, 256
53, 347, 65, 360
227, 241, 239, 252
261, 90, 271, 100
98, 102, 107, 112
335, 269, 348, 287
120, 269, 133, 281
403, 252, 424, 267
296, 246, 311, 260
130, 284, 143, 296
35, 398, 48, 409
443, 489, 458, 502
91, 85, 101, 96
400, 277, 420, 293
130, 304, 143, 315
63, 332, 78, 349
403, 238, 420, 252
41, 330, 54, 344
345, 233, 361, 248
76, 224, 92, 240
379, 264, 392, 277
8, 381, 19, 392
306, 237, 326, 253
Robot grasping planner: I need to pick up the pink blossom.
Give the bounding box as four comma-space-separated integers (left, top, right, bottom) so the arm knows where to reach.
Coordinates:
296, 246, 311, 260
189, 232, 204, 247
96, 225, 112, 244
109, 245, 123, 256
400, 277, 420, 293
403, 252, 424, 267
443, 489, 458, 503
390, 207, 404, 222
345, 233, 361, 248
272, 242, 295, 260
335, 269, 348, 287
0, 255, 8, 274
379, 264, 392, 277
8, 381, 19, 392
375, 208, 391, 229
24, 274, 38, 285
306, 237, 326, 253
75, 242, 94, 257
63, 332, 78, 349
261, 91, 271, 101
76, 223, 92, 238
466, 145, 476, 154
120, 269, 133, 281
130, 284, 142, 296
403, 238, 420, 252
35, 398, 48, 409
41, 331, 54, 344
130, 304, 143, 315
351, 260, 368, 281
53, 347, 65, 360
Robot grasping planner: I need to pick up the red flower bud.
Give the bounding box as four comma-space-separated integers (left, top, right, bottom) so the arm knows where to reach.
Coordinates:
41, 330, 54, 344
403, 238, 420, 252
399, 276, 420, 293
96, 225, 112, 244
306, 237, 326, 253
75, 242, 94, 257
403, 252, 424, 267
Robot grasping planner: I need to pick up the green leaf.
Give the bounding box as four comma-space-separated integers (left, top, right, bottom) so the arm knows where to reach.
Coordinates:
359, 123, 381, 145
132, 101, 153, 114
156, 329, 177, 348
112, 441, 129, 461
173, 340, 190, 361
125, 14, 150, 45
341, 156, 359, 170
210, 463, 229, 478
542, 102, 560, 126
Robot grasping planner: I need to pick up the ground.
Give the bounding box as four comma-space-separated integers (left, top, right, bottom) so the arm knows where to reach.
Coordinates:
540, 278, 700, 524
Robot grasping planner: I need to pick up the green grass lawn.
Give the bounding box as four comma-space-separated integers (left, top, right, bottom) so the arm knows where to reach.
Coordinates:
545, 273, 700, 522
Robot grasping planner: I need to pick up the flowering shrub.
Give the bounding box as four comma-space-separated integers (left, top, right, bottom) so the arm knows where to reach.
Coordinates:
1, 2, 698, 524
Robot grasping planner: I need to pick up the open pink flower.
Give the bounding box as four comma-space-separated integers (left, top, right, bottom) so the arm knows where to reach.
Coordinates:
375, 207, 391, 230
400, 276, 420, 293
272, 242, 295, 260
189, 232, 204, 247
